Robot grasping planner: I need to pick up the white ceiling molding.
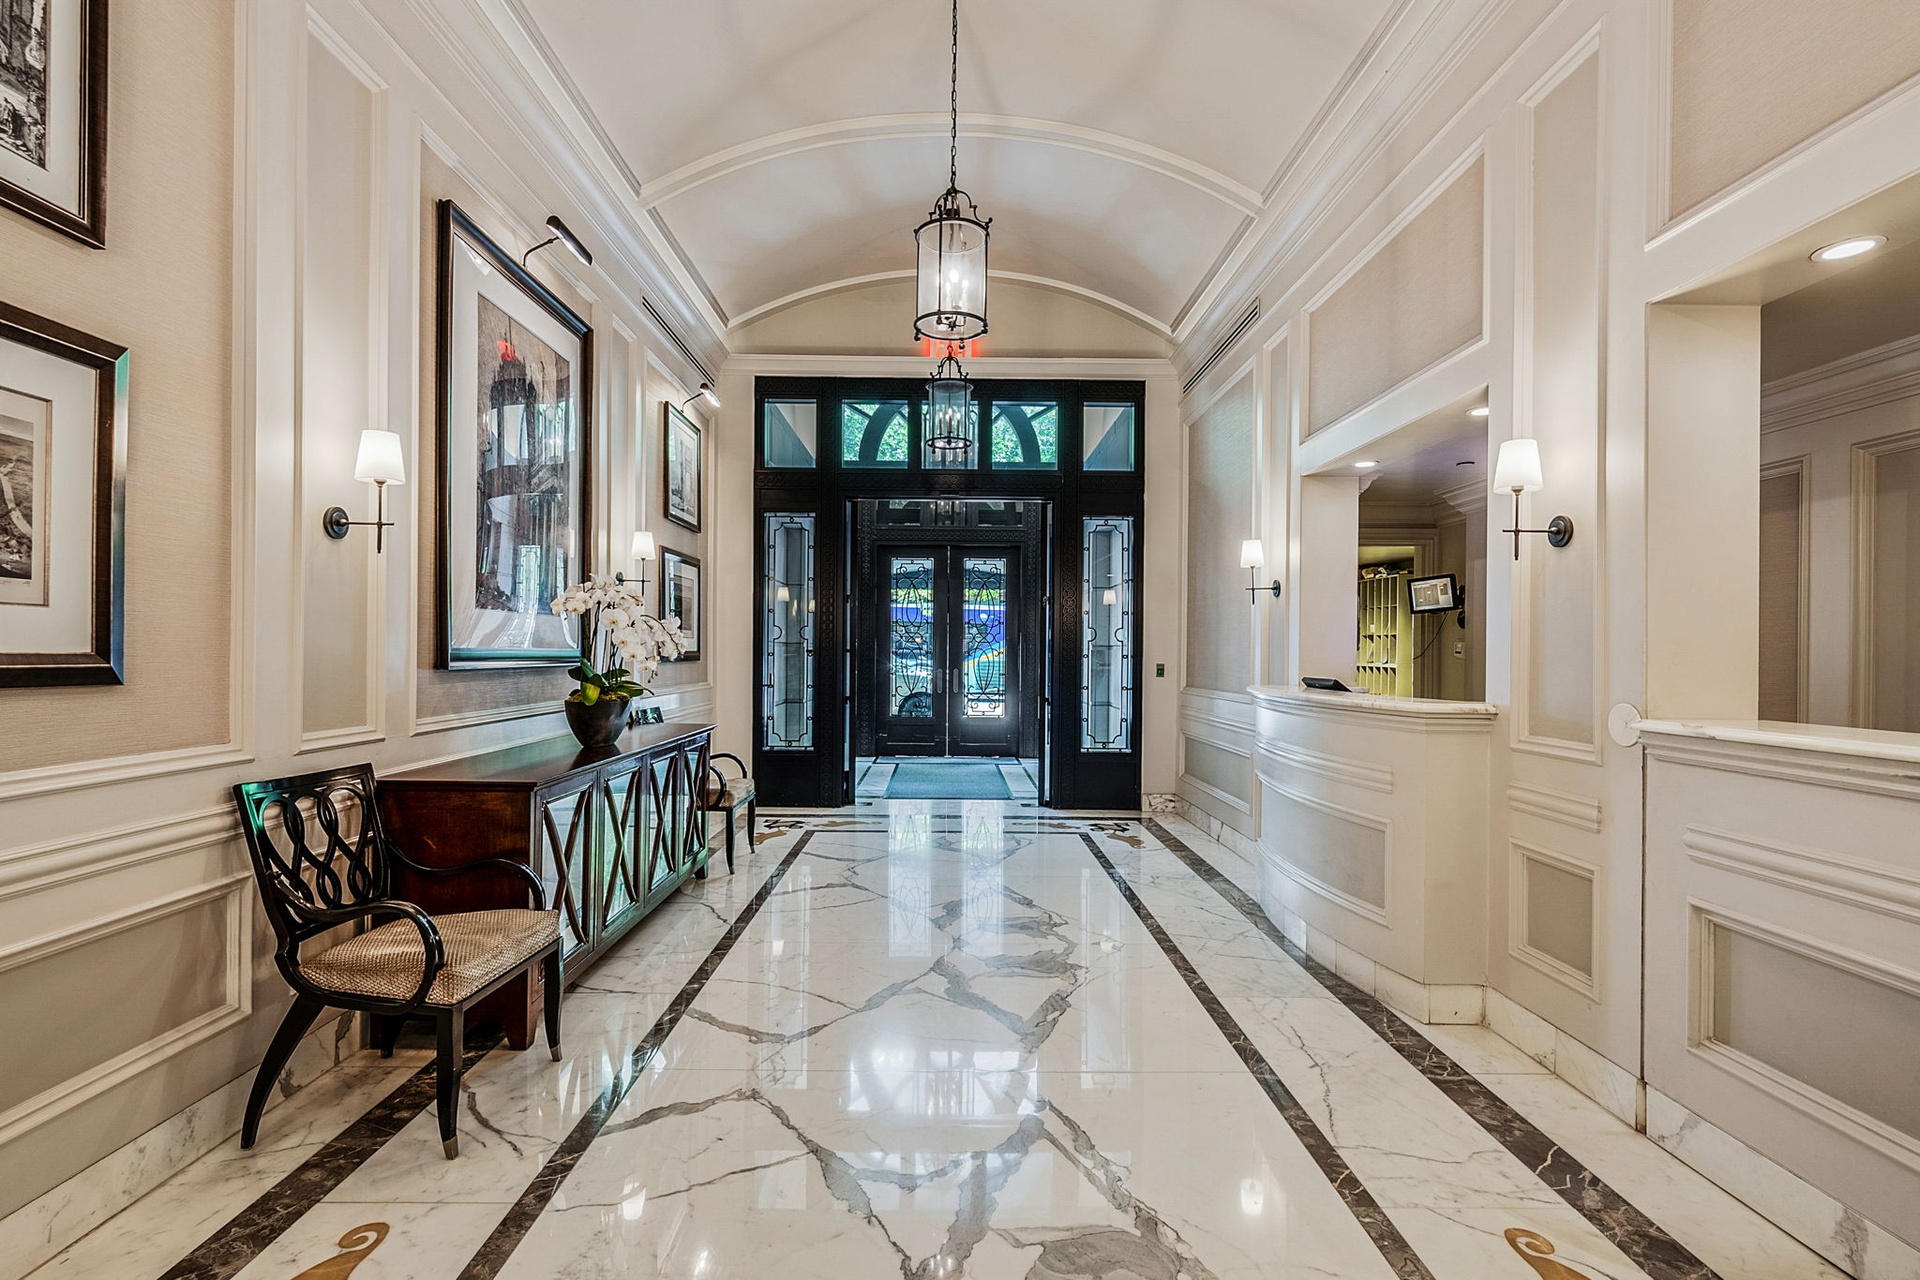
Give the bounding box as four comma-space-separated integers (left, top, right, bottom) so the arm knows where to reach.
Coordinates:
728, 269, 1175, 339
641, 114, 1266, 217
724, 352, 1177, 381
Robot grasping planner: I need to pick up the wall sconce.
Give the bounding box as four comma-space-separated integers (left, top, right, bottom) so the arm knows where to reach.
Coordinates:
521, 215, 592, 269
323, 430, 405, 553
1241, 539, 1281, 600
681, 382, 721, 411
1493, 439, 1573, 561
618, 530, 657, 590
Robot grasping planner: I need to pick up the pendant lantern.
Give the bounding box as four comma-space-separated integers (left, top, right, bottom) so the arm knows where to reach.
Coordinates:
914, 0, 990, 342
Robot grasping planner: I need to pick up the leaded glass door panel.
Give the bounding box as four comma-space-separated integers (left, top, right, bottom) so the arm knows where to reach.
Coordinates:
876, 546, 1020, 757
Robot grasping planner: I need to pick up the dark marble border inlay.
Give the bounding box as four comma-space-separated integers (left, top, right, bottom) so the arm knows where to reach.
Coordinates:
452, 832, 816, 1280
1136, 818, 1720, 1280
157, 1034, 504, 1280
1078, 834, 1438, 1280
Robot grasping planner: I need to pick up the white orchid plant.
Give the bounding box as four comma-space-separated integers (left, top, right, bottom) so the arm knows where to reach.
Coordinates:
550, 576, 688, 706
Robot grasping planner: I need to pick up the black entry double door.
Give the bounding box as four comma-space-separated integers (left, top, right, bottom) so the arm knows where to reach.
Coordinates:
877, 546, 1022, 757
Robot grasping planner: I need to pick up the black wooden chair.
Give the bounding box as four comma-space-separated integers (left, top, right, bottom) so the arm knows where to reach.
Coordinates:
702, 752, 756, 873
232, 764, 562, 1158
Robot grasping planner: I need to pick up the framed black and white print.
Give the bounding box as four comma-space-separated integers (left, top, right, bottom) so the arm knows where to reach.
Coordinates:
660, 548, 700, 662
0, 300, 126, 685
662, 402, 701, 532
435, 200, 593, 669
0, 0, 108, 248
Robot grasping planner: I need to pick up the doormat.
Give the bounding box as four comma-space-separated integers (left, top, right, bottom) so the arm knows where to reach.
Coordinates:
884, 760, 1013, 800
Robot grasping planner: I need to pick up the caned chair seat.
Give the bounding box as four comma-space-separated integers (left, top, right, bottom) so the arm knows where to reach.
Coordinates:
304, 908, 560, 1006
706, 779, 755, 808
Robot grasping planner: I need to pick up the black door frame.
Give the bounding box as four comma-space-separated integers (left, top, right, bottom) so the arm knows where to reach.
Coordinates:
753, 376, 1146, 809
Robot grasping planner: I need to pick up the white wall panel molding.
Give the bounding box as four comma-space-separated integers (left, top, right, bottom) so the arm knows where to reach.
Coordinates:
1848, 428, 1920, 730
1177, 768, 1254, 821
1761, 334, 1920, 435
1257, 739, 1396, 795
1684, 826, 1920, 928
0, 877, 252, 1149
1509, 839, 1600, 998
1688, 899, 1920, 1171
1261, 780, 1395, 926
1642, 722, 1920, 801
0, 744, 256, 807
0, 809, 238, 905
1506, 780, 1603, 832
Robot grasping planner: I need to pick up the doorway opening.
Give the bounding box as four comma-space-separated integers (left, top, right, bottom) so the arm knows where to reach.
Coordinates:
851, 499, 1046, 803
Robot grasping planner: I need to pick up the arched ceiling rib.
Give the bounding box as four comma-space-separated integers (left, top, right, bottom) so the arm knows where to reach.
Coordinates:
500, 0, 1405, 337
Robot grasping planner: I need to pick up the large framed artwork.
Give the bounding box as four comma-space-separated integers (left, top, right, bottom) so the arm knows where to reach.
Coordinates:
435, 199, 592, 669
0, 300, 126, 685
660, 548, 700, 662
662, 402, 701, 532
0, 0, 108, 248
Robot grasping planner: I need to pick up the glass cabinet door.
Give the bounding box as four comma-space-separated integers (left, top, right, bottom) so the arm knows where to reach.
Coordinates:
644, 752, 682, 898
598, 758, 645, 935
535, 778, 597, 963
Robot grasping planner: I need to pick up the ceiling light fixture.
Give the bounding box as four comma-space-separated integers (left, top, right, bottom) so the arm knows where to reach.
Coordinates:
1355, 459, 1378, 469
925, 352, 976, 452
680, 382, 721, 411
1810, 236, 1885, 262
521, 214, 593, 268
1469, 406, 1491, 417
913, 0, 991, 342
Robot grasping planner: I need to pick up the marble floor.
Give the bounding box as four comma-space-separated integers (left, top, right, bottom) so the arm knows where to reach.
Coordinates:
23, 805, 1846, 1280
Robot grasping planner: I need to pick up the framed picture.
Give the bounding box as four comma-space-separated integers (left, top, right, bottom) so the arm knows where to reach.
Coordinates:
635, 705, 663, 725
0, 0, 108, 248
660, 548, 700, 661
0, 300, 126, 685
435, 200, 593, 669
662, 401, 701, 532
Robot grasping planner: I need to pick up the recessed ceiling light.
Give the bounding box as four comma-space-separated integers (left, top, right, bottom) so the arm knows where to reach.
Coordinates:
1354, 459, 1378, 469
1468, 406, 1491, 417
1811, 236, 1886, 262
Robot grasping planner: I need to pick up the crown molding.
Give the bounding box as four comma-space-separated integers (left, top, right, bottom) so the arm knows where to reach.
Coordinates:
1760, 333, 1920, 435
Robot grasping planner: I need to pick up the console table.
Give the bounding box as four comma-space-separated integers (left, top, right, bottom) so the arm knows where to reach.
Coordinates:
377, 722, 714, 1048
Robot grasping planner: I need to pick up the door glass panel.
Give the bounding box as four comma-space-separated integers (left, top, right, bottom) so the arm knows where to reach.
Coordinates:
763, 514, 815, 749
962, 557, 1008, 718
990, 402, 1059, 470
889, 556, 935, 718
1082, 518, 1134, 751
1083, 404, 1137, 471
762, 400, 818, 468
842, 400, 911, 468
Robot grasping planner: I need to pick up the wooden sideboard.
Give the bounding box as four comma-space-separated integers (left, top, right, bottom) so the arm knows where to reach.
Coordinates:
377, 722, 714, 1048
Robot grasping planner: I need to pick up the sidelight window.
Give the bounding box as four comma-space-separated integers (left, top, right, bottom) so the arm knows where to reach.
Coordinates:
1081, 517, 1135, 751
763, 514, 816, 749
762, 400, 818, 468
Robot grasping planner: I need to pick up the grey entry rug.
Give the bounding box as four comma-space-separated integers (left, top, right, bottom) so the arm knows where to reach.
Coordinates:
885, 760, 1014, 800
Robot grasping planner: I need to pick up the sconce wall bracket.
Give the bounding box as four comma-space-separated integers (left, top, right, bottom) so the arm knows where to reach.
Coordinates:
1245, 569, 1282, 600
1501, 492, 1574, 560
323, 480, 396, 553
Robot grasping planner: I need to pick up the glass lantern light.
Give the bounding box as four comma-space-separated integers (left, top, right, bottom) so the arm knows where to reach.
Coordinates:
925, 353, 976, 453
913, 0, 991, 342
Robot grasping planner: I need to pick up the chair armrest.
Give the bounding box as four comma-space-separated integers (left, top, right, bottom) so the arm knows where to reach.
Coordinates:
712, 752, 748, 777
290, 899, 445, 1008
389, 848, 548, 911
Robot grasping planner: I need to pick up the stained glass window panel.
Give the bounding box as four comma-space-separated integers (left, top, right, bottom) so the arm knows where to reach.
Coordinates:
889, 556, 935, 718
1082, 518, 1135, 751
843, 400, 911, 468
763, 514, 815, 749
963, 557, 1009, 718
990, 402, 1059, 470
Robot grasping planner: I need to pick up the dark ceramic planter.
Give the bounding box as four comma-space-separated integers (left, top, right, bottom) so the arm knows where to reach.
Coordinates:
564, 695, 630, 748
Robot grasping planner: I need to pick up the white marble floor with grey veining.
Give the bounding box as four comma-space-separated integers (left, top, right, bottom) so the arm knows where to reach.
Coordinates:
20, 803, 1848, 1280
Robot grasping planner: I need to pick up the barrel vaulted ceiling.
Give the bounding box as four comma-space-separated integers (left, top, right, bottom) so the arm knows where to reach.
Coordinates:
499, 0, 1405, 341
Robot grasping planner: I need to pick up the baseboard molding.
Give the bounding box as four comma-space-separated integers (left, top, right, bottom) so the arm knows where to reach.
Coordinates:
0, 1009, 363, 1280
1646, 1087, 1920, 1280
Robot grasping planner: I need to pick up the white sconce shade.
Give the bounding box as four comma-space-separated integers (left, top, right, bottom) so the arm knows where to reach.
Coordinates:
353, 430, 406, 486
1102, 587, 1119, 606
1493, 439, 1544, 493
632, 531, 658, 562
1239, 539, 1266, 569
775, 585, 792, 604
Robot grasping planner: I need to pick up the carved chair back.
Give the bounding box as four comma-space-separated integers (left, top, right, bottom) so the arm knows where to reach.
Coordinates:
233, 764, 396, 948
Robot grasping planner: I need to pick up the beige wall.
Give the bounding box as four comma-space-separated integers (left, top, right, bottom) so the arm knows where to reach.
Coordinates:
0, 2, 235, 775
